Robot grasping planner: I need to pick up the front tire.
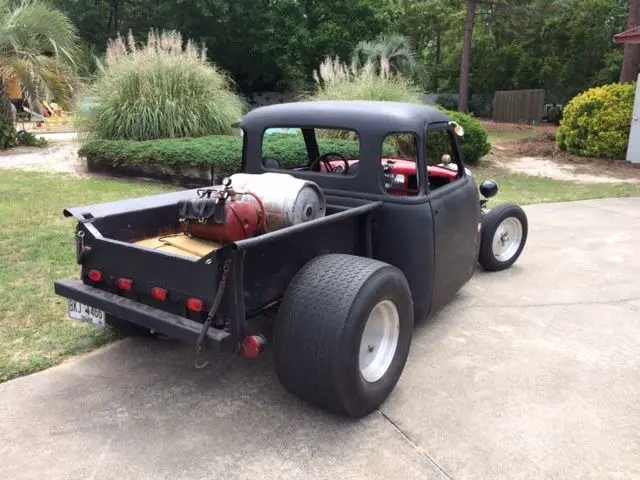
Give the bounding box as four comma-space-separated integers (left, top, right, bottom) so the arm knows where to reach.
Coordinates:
273, 254, 414, 418
479, 204, 528, 271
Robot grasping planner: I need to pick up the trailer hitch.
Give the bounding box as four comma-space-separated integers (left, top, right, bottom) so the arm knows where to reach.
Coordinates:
195, 258, 233, 359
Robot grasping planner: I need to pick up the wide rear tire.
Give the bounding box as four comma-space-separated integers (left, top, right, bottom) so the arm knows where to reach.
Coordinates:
273, 254, 414, 418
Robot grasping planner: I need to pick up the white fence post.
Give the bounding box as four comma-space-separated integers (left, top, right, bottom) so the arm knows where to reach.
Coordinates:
626, 74, 640, 164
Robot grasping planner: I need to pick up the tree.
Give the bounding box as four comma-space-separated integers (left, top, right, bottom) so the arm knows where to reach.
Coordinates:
50, 0, 630, 101
620, 0, 640, 83
458, 0, 477, 112
0, 0, 80, 146
351, 34, 421, 78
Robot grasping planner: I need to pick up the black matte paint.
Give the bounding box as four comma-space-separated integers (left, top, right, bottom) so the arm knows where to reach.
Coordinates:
55, 101, 482, 346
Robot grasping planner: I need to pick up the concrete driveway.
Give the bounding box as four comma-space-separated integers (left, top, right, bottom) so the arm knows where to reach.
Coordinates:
1, 197, 639, 480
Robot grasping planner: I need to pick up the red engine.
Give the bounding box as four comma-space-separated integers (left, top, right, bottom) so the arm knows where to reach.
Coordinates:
325, 157, 458, 196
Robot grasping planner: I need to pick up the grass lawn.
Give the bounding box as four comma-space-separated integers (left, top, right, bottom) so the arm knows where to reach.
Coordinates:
0, 164, 639, 383
0, 170, 176, 382
471, 163, 640, 205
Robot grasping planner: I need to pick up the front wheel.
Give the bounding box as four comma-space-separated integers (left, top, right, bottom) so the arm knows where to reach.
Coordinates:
273, 254, 414, 418
479, 204, 528, 271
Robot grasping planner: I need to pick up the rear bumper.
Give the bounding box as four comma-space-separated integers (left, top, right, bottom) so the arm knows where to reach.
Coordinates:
54, 279, 231, 351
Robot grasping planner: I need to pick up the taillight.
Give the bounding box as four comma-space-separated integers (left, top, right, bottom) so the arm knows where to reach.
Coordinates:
187, 298, 205, 313
87, 269, 103, 283
242, 335, 266, 358
117, 278, 133, 292
151, 287, 168, 302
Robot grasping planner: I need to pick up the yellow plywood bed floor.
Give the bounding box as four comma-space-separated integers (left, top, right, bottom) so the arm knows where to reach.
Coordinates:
134, 233, 220, 260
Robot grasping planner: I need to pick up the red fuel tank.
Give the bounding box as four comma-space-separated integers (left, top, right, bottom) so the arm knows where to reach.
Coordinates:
184, 194, 265, 243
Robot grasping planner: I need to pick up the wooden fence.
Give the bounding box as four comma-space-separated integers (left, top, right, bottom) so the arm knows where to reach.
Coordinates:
493, 89, 545, 124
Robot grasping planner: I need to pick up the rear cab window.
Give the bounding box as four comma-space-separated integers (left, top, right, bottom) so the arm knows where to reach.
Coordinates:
260, 127, 361, 175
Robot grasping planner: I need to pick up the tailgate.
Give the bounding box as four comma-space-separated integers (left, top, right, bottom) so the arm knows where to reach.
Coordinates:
58, 189, 233, 328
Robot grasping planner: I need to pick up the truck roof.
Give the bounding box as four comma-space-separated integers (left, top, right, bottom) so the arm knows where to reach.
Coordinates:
238, 100, 451, 133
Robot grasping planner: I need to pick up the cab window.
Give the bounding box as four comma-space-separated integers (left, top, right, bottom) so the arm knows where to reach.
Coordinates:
380, 133, 420, 196
260, 127, 360, 174
425, 128, 464, 191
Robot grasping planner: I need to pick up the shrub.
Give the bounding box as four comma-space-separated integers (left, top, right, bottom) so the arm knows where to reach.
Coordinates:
16, 131, 47, 147
79, 135, 397, 175
309, 56, 424, 107
77, 30, 245, 141
0, 93, 16, 149
557, 83, 635, 160
546, 106, 563, 125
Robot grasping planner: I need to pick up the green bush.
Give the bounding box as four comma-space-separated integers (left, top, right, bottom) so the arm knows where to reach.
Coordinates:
0, 94, 16, 149
77, 30, 245, 141
309, 55, 424, 108
557, 83, 635, 160
16, 131, 47, 147
79, 135, 397, 174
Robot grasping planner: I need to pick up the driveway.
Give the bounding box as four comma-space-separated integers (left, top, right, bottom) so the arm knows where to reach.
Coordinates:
1, 197, 639, 480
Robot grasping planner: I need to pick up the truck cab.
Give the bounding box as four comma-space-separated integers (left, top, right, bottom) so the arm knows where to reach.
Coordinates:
240, 101, 482, 316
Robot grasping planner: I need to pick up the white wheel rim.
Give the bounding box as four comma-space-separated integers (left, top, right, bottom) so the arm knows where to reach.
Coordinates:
359, 300, 400, 383
492, 217, 523, 262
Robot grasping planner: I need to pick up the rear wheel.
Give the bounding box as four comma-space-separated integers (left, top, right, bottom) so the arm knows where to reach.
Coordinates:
479, 204, 528, 271
273, 254, 414, 417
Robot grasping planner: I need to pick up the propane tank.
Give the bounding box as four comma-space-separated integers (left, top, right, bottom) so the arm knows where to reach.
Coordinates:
229, 173, 326, 232
185, 198, 261, 243
182, 182, 266, 244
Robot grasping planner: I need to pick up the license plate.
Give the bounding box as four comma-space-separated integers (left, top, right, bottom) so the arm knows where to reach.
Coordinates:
68, 299, 105, 327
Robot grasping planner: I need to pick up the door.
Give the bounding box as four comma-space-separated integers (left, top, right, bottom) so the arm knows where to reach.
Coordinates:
426, 125, 481, 314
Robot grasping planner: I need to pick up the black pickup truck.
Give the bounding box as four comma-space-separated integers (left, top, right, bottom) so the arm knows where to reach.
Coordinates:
54, 101, 528, 417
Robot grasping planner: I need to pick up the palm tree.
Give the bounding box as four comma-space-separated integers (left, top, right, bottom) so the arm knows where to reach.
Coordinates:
351, 34, 422, 80
0, 0, 80, 146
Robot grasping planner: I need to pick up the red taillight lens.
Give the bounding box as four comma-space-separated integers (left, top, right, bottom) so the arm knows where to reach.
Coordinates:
87, 269, 103, 283
117, 278, 133, 291
242, 335, 266, 358
151, 287, 168, 302
187, 298, 205, 313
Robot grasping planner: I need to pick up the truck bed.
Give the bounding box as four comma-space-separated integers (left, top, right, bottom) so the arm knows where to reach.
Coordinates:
57, 187, 382, 349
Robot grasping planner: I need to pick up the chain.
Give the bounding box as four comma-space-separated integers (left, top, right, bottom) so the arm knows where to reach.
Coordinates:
195, 258, 233, 358
76, 230, 92, 263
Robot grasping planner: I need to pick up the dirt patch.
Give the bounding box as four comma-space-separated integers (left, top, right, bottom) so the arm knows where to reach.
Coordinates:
494, 156, 638, 184
0, 140, 209, 188
490, 131, 640, 185
0, 141, 90, 177
482, 120, 558, 136
503, 132, 558, 157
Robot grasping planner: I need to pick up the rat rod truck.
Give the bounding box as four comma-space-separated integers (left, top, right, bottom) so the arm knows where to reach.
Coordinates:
54, 101, 528, 418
